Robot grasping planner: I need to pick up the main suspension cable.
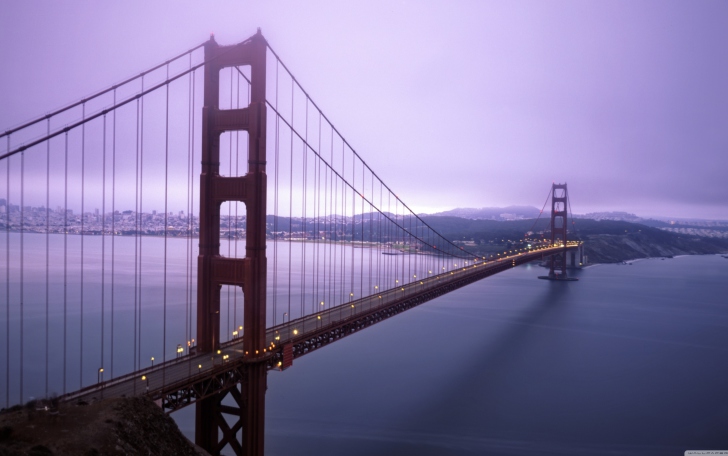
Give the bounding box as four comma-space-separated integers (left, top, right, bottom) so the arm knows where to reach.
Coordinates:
1, 40, 249, 162
265, 102, 475, 260
262, 45, 478, 259
0, 42, 205, 140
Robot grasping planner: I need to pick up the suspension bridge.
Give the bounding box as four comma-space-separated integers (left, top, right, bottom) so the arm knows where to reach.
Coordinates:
1, 30, 582, 455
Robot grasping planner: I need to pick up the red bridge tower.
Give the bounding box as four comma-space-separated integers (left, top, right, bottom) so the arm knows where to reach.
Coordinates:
539, 183, 578, 281
196, 30, 268, 455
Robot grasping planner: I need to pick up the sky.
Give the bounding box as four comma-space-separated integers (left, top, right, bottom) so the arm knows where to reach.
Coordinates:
1, 0, 727, 220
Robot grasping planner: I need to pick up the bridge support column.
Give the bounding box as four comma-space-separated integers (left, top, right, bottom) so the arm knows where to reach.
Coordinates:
195, 361, 267, 455
196, 29, 269, 456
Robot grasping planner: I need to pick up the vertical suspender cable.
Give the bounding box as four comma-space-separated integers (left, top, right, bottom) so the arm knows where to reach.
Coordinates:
414, 214, 417, 279
133, 97, 139, 372
361, 161, 364, 298
288, 77, 293, 321
80, 103, 86, 387
331, 128, 335, 309
227, 67, 233, 338
185, 59, 193, 372
301, 100, 307, 318
19, 147, 24, 405
385, 191, 389, 290
45, 121, 50, 397
313, 113, 323, 316
332, 138, 338, 308
326, 126, 332, 311
377, 181, 382, 296
369, 172, 373, 297
340, 141, 344, 306
236, 74, 242, 327
133, 97, 139, 388
315, 113, 321, 314
399, 199, 403, 286
273, 61, 279, 326
63, 131, 68, 394
111, 89, 116, 378
352, 154, 356, 300
388, 189, 392, 286
408, 206, 411, 285
324, 129, 339, 307
567, 187, 578, 239
4, 135, 8, 408
350, 153, 354, 301
163, 65, 170, 386
401, 201, 405, 284
234, 70, 243, 328
138, 78, 145, 369
190, 70, 196, 342
362, 161, 366, 299
233, 69, 239, 330
101, 113, 107, 375
185, 57, 192, 351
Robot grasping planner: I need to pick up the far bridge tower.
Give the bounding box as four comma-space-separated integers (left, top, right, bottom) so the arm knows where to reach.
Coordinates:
539, 182, 579, 281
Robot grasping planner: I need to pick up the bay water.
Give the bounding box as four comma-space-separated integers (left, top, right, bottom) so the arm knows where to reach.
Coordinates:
244, 255, 726, 455
2, 233, 727, 455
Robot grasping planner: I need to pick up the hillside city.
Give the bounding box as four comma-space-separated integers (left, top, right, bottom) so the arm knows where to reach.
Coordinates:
1, 201, 727, 240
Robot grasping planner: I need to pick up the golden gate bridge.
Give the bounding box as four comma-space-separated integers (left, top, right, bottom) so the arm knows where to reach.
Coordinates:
0, 30, 581, 455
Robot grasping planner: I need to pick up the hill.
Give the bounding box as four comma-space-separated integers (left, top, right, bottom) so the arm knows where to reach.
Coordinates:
419, 216, 728, 263
0, 397, 207, 456
427, 206, 541, 220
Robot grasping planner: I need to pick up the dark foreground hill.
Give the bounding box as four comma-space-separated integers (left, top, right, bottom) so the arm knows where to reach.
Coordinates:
0, 397, 207, 456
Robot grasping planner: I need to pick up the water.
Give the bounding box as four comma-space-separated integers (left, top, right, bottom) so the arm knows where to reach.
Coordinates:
0, 232, 461, 401
3, 234, 728, 455
0, 232, 198, 396
187, 254, 726, 456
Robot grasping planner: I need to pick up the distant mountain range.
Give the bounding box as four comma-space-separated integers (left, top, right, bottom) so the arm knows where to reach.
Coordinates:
425, 206, 647, 222
426, 207, 727, 226
426, 206, 542, 221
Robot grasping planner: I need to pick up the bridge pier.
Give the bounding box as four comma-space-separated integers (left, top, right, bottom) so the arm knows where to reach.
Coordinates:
195, 361, 267, 455
566, 243, 585, 269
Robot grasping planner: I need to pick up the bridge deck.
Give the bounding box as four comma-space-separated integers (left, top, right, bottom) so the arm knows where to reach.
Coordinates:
59, 244, 580, 412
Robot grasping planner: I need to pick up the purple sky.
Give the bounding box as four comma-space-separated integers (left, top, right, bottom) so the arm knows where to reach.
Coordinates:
1, 1, 727, 219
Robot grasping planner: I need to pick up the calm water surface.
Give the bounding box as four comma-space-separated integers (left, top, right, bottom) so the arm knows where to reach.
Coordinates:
174, 254, 728, 456
3, 234, 727, 455
0, 233, 441, 396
